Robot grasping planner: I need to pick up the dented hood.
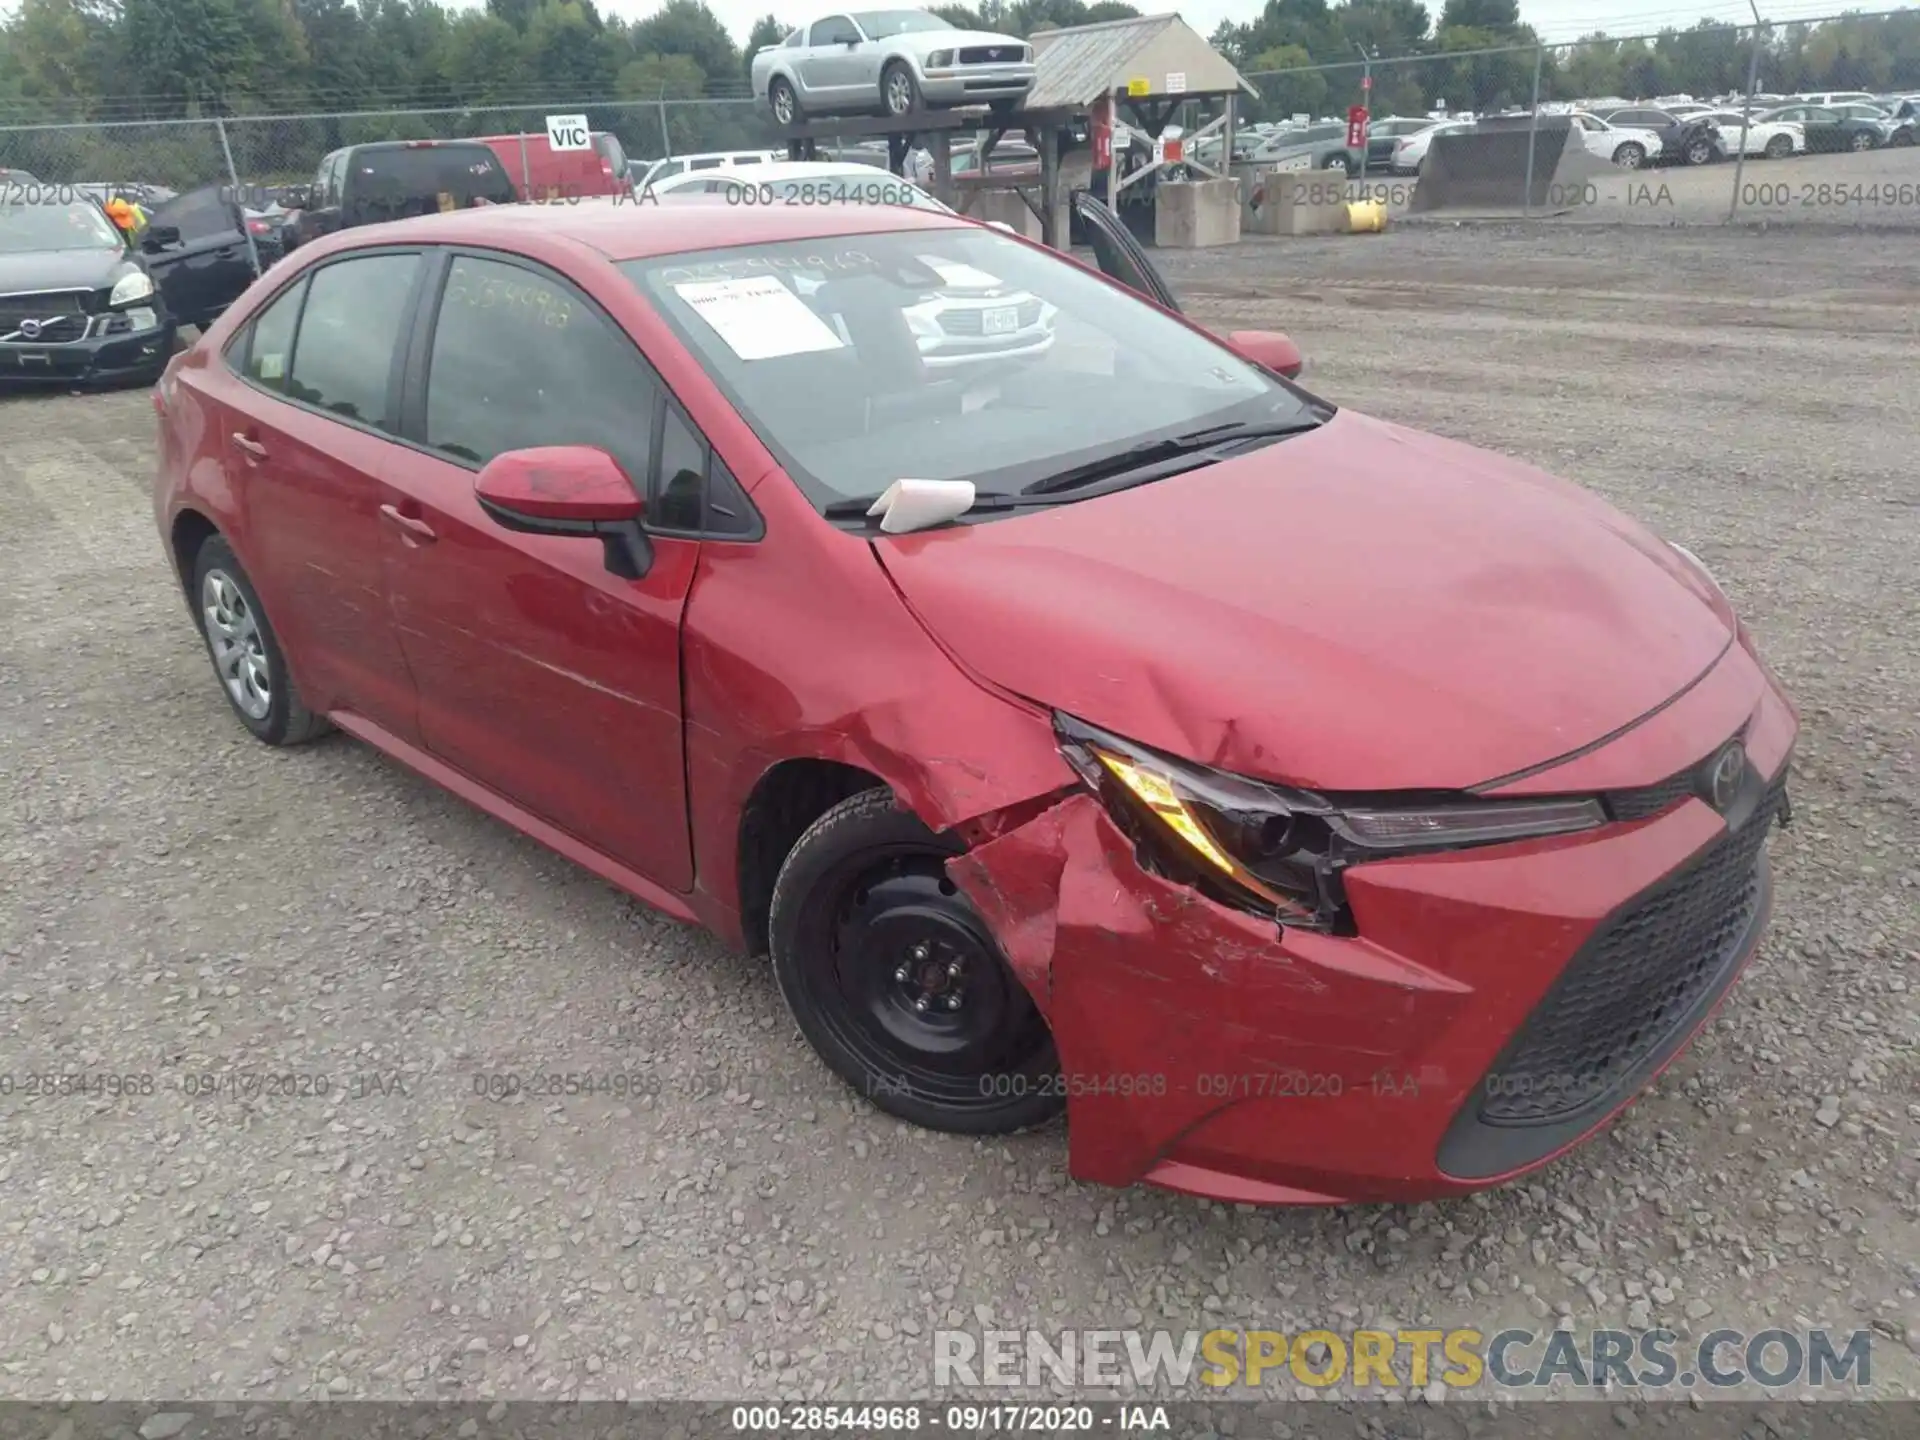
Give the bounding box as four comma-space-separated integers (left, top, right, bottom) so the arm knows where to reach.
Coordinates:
875, 410, 1732, 792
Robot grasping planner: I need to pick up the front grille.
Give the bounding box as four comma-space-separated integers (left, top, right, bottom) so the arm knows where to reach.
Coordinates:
0, 290, 91, 329
936, 298, 1042, 335
1477, 773, 1785, 1127
1, 312, 90, 342
1605, 767, 1698, 821
958, 45, 1023, 64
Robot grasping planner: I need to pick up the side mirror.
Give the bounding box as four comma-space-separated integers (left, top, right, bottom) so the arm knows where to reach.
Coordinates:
282, 185, 312, 209
474, 446, 653, 579
1227, 328, 1304, 380
141, 224, 182, 251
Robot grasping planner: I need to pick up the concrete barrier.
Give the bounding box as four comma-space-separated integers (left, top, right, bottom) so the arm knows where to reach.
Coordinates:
1244, 168, 1349, 235
1154, 178, 1241, 248
1410, 120, 1614, 216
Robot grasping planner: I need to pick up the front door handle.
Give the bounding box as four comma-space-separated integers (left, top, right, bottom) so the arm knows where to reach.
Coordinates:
231, 433, 267, 460
379, 504, 437, 545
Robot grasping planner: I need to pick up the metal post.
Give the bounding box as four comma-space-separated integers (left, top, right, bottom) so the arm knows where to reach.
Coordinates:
1520, 43, 1544, 217
1038, 121, 1060, 249
214, 116, 263, 278
517, 132, 531, 199
1728, 5, 1765, 224
657, 88, 672, 159
1355, 45, 1371, 181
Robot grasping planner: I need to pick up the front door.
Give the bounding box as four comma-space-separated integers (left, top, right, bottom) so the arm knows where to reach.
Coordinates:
141, 184, 257, 329
1070, 192, 1183, 312
380, 250, 697, 889
212, 250, 428, 740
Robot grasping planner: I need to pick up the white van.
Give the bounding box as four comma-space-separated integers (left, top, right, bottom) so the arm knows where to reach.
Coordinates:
634, 150, 781, 192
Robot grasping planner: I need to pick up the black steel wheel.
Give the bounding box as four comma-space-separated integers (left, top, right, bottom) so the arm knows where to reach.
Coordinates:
769, 788, 1061, 1133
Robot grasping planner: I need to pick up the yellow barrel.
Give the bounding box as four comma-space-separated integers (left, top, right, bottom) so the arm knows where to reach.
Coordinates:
1346, 199, 1387, 233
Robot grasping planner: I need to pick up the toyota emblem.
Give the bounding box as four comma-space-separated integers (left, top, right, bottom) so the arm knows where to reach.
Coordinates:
1706, 741, 1745, 811
18, 319, 40, 339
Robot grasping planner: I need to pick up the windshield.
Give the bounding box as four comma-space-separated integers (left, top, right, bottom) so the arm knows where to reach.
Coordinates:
624, 227, 1315, 511
0, 199, 123, 253
851, 10, 952, 36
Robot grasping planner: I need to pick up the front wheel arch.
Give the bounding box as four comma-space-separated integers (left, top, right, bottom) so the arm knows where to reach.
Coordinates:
170, 507, 220, 600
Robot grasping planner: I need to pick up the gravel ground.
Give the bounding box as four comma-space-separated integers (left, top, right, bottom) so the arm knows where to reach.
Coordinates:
1, 224, 1916, 1409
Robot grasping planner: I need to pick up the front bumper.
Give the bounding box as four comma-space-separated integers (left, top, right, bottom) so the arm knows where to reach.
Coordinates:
0, 312, 175, 386
918, 66, 1035, 105
948, 641, 1797, 1204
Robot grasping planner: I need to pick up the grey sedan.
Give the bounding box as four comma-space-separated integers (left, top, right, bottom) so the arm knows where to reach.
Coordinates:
752, 8, 1034, 124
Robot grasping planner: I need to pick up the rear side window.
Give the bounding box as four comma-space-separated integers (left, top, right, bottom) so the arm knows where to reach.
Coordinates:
286, 254, 419, 431
422, 255, 659, 481
230, 276, 307, 392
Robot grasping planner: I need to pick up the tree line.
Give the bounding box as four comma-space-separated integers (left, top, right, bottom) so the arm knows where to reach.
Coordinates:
0, 0, 1914, 189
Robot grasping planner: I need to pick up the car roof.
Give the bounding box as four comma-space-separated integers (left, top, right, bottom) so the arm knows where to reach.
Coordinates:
296, 194, 970, 265
652, 159, 903, 187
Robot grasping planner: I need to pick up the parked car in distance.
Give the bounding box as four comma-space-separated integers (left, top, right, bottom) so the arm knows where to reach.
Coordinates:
635, 151, 781, 192
753, 9, 1035, 123
1389, 119, 1472, 175
1795, 90, 1877, 107
151, 194, 1797, 1206
1593, 106, 1721, 166
1757, 104, 1886, 153
0, 192, 174, 387
282, 140, 519, 251
478, 131, 630, 200
129, 183, 282, 329
1694, 109, 1803, 159
1829, 103, 1902, 145
1565, 111, 1666, 167
1250, 121, 1358, 175
1361, 116, 1437, 170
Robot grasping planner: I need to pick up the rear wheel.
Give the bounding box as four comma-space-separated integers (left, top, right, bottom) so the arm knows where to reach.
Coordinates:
769, 76, 799, 126
1684, 136, 1715, 166
881, 61, 922, 119
1849, 128, 1877, 151
1891, 127, 1916, 147
1613, 142, 1646, 168
769, 789, 1061, 1134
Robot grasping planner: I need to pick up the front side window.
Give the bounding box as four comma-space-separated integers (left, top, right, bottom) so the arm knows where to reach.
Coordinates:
810, 15, 861, 44
624, 226, 1316, 512
286, 254, 419, 430
151, 185, 239, 243
423, 255, 659, 482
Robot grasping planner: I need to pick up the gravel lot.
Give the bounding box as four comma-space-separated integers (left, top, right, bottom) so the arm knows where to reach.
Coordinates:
1, 223, 1916, 1408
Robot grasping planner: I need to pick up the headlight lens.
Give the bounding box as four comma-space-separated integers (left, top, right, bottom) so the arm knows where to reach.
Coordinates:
925, 49, 952, 67
1056, 714, 1604, 931
110, 270, 155, 306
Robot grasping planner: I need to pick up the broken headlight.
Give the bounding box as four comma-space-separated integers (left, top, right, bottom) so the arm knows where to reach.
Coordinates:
1055, 713, 1605, 932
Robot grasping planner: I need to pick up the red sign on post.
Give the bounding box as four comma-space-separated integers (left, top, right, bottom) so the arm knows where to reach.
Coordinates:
1347, 104, 1369, 150
1091, 96, 1112, 170
1362, 73, 1372, 91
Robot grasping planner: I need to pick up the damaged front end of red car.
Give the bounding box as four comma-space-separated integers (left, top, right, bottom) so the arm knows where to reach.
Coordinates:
944, 674, 1796, 1206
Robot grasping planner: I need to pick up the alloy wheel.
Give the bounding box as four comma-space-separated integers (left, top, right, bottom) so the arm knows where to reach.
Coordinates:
885, 69, 913, 117
202, 569, 271, 719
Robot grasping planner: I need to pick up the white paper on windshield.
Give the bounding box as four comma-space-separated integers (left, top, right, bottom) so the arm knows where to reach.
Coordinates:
672, 275, 844, 360
919, 257, 1005, 291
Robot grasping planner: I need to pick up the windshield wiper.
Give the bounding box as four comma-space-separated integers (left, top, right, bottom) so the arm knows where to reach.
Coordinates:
821, 490, 1027, 523
1020, 417, 1324, 498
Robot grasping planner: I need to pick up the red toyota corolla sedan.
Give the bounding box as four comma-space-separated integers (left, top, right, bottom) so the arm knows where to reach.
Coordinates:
151, 195, 1796, 1205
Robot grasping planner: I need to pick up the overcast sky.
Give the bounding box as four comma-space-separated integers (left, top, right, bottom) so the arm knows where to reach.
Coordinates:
600, 0, 1885, 47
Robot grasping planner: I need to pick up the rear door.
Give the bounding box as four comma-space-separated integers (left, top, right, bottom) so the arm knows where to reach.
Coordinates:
140, 184, 256, 329
379, 249, 702, 889
214, 249, 429, 738
1070, 193, 1182, 313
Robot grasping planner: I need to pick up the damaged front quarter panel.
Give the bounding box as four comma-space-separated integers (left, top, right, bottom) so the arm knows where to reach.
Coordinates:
947, 792, 1473, 1191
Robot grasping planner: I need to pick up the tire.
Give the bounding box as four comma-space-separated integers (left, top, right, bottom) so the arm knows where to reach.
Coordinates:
1684, 137, 1714, 166
881, 60, 921, 119
1849, 129, 1877, 151
768, 788, 1061, 1134
1891, 128, 1916, 147
769, 76, 799, 127
190, 535, 330, 746
1613, 142, 1646, 168
989, 99, 1019, 122
1764, 135, 1792, 159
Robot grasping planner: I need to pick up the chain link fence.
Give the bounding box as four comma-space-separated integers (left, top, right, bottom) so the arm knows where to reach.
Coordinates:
2, 11, 1917, 228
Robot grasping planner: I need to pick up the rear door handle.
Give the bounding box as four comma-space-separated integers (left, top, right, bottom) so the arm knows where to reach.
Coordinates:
380, 504, 437, 545
231, 433, 267, 460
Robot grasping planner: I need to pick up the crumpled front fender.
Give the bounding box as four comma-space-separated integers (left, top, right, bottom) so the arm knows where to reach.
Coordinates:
947, 793, 1475, 1195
